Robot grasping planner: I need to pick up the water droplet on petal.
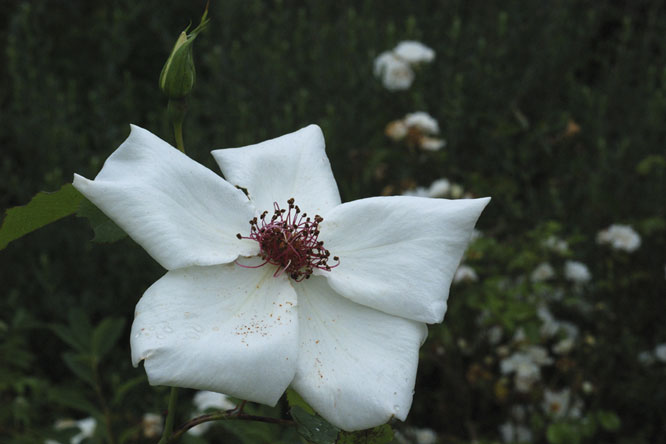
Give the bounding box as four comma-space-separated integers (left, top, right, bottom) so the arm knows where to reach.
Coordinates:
156, 334, 165, 339
163, 326, 173, 333
393, 405, 401, 413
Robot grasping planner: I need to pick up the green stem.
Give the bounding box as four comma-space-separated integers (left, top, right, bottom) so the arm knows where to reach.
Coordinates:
167, 98, 187, 152
158, 387, 179, 444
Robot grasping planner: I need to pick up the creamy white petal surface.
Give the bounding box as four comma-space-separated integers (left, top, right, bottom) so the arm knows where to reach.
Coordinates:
318, 196, 490, 323
291, 276, 427, 431
130, 263, 298, 405
73, 125, 257, 270
212, 125, 341, 215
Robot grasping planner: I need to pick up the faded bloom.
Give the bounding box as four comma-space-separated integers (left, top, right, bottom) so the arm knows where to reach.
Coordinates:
427, 179, 451, 198
142, 413, 163, 439
453, 264, 478, 283
596, 224, 641, 252
374, 51, 414, 90
386, 111, 446, 151
393, 41, 435, 64
73, 124, 489, 431
530, 262, 555, 282
564, 260, 591, 284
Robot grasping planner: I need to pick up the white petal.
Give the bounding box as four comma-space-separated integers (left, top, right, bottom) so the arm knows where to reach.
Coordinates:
73, 125, 258, 270
318, 196, 490, 323
130, 263, 298, 406
291, 277, 427, 431
212, 125, 341, 215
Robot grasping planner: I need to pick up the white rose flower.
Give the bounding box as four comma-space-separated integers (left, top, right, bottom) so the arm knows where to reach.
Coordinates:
188, 391, 236, 436
374, 51, 415, 90
596, 224, 641, 252
419, 136, 446, 151
393, 41, 435, 64
564, 260, 591, 284
543, 235, 569, 254
73, 124, 489, 431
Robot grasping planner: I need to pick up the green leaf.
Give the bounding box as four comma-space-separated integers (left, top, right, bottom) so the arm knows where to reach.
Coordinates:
0, 183, 83, 250
48, 386, 101, 415
597, 410, 621, 431
336, 425, 393, 444
50, 323, 89, 353
546, 422, 581, 444
68, 308, 93, 350
92, 317, 125, 359
62, 352, 96, 386
111, 374, 146, 406
286, 388, 315, 415
76, 197, 127, 243
290, 406, 339, 444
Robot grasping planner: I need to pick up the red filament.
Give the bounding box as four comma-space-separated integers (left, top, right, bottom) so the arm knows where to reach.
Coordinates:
236, 198, 339, 281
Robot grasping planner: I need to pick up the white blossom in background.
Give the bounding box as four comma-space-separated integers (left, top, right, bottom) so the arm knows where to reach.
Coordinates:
142, 413, 163, 439
531, 262, 555, 282
450, 183, 464, 199
419, 136, 447, 151
404, 112, 440, 134
393, 41, 435, 64
564, 260, 591, 284
596, 224, 641, 252
374, 51, 414, 90
542, 388, 571, 419
46, 417, 97, 444
582, 381, 594, 394
453, 265, 478, 284
427, 179, 451, 198
638, 350, 656, 365
374, 41, 434, 90
499, 422, 533, 443
73, 124, 489, 431
543, 235, 569, 254
487, 325, 503, 345
500, 352, 542, 393
553, 337, 575, 354
654, 343, 666, 362
188, 391, 236, 436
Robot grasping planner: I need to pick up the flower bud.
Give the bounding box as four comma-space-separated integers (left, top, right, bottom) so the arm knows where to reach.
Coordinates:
159, 7, 209, 99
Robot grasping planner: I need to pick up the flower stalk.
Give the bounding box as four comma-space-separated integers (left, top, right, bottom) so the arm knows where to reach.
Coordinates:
158, 387, 179, 444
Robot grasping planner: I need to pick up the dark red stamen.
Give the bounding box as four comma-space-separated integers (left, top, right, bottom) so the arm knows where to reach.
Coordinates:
236, 198, 340, 281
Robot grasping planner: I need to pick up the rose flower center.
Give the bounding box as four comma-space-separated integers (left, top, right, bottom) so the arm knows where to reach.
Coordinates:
236, 198, 339, 281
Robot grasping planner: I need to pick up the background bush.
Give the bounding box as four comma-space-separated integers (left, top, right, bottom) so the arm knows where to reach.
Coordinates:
1, 0, 664, 443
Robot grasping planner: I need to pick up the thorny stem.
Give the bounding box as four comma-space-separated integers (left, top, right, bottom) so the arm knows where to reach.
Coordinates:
158, 387, 179, 444
167, 408, 295, 442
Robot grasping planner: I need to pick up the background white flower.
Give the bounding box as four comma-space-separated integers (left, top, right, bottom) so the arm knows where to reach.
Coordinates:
564, 260, 591, 284
453, 265, 478, 284
530, 262, 555, 282
596, 224, 641, 252
393, 41, 435, 64
374, 51, 414, 90
141, 413, 163, 439
47, 417, 97, 444
73, 124, 489, 431
188, 391, 236, 436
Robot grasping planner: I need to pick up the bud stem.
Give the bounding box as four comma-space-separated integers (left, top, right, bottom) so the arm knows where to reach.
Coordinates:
158, 387, 179, 444
167, 98, 188, 152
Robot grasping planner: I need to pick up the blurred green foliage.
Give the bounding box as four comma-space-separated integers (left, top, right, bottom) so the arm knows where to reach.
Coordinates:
1, 0, 665, 443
